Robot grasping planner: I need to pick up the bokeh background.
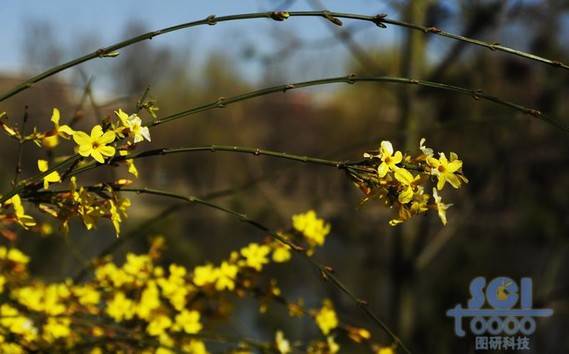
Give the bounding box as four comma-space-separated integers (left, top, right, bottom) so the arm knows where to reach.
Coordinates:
1, 1, 568, 353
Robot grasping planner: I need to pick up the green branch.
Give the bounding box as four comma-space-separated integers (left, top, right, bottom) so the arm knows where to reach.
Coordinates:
67, 145, 358, 178
1, 10, 567, 103
152, 74, 560, 130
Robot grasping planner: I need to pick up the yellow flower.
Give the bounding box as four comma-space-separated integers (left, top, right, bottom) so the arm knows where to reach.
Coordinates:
0, 342, 25, 354
147, 314, 172, 337
73, 125, 116, 163
215, 262, 238, 291
376, 347, 395, 354
292, 210, 331, 246
42, 108, 75, 149
4, 195, 36, 229
119, 150, 139, 177
42, 317, 71, 342
174, 310, 202, 334
432, 188, 452, 225
377, 140, 402, 178
427, 152, 466, 190
137, 281, 161, 320
182, 340, 208, 354
394, 168, 420, 204
327, 336, 340, 354
106, 292, 135, 322
109, 200, 122, 237
0, 305, 36, 339
240, 243, 270, 271
275, 330, 291, 354
419, 137, 433, 157
272, 245, 291, 263
37, 160, 61, 190
1, 247, 30, 264
72, 285, 100, 307
124, 253, 152, 275
115, 109, 151, 143
409, 186, 429, 214
193, 264, 218, 286
315, 300, 338, 335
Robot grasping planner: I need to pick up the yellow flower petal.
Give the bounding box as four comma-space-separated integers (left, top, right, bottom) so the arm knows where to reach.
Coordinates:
90, 125, 104, 139
98, 131, 116, 145
394, 168, 414, 185
377, 162, 389, 178
91, 150, 105, 164
58, 125, 75, 138
77, 144, 92, 157
73, 131, 91, 146
447, 159, 462, 173
37, 160, 49, 172
391, 151, 403, 164
98, 145, 115, 157
51, 108, 60, 125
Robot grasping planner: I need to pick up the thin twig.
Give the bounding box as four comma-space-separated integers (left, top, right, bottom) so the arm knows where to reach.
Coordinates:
1, 10, 567, 103
151, 75, 560, 130
12, 106, 29, 186
67, 145, 354, 178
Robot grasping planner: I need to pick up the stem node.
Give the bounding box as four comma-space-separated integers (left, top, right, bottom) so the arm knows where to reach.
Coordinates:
372, 14, 388, 28
206, 15, 217, 25
270, 11, 290, 21
322, 11, 343, 26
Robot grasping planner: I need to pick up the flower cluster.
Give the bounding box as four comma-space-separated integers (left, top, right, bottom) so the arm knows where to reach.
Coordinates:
0, 207, 396, 354
0, 207, 404, 353
356, 139, 467, 225
0, 107, 154, 238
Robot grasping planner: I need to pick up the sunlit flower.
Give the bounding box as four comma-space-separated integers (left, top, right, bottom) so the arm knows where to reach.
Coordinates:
147, 314, 172, 337
119, 150, 139, 177
115, 109, 151, 143
193, 264, 218, 287
327, 336, 340, 353
315, 300, 338, 335
240, 243, 270, 271
106, 292, 135, 322
292, 210, 331, 246
173, 310, 202, 334
275, 330, 291, 354
182, 340, 208, 354
393, 167, 420, 204
272, 244, 292, 263
37, 160, 61, 190
427, 152, 466, 190
215, 261, 238, 291
376, 346, 395, 354
73, 125, 116, 163
42, 317, 71, 342
42, 108, 75, 149
4, 195, 36, 229
432, 188, 452, 225
137, 281, 160, 320
377, 140, 402, 177
419, 137, 433, 157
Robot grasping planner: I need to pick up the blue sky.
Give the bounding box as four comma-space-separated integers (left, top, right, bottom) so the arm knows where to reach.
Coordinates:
0, 1, 397, 80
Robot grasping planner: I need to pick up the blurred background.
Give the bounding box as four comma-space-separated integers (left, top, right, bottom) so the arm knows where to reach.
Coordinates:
1, 0, 569, 353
